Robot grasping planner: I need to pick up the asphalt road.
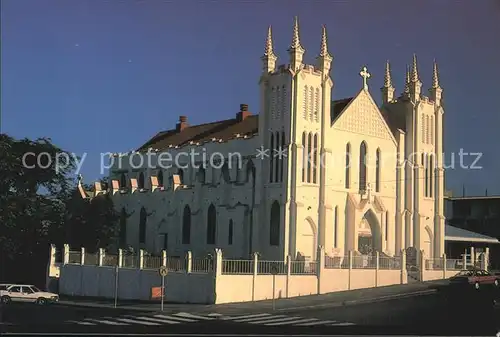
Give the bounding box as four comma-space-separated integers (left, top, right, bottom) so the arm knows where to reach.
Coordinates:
1, 286, 499, 336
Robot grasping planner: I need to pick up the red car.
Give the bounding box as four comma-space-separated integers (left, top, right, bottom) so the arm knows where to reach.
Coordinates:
449, 269, 499, 289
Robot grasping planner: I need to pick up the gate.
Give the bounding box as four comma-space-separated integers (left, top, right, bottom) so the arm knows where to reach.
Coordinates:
405, 247, 420, 282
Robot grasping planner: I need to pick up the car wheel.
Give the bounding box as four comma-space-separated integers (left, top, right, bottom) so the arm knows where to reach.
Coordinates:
494, 279, 499, 287
36, 298, 46, 305
474, 282, 480, 290
1, 296, 10, 304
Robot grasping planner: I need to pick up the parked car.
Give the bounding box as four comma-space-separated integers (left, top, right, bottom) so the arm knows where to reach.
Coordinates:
449, 269, 499, 289
0, 284, 59, 305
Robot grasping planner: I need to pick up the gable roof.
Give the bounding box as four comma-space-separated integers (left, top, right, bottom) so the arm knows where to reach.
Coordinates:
445, 225, 500, 244
138, 98, 356, 152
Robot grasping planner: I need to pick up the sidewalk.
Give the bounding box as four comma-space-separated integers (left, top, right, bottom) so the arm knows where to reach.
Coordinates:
58, 280, 447, 313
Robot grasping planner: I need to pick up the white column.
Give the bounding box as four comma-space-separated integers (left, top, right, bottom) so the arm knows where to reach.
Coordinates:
63, 244, 70, 264
80, 247, 85, 265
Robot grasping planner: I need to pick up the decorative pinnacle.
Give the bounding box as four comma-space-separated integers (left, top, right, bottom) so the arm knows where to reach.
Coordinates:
432, 59, 440, 88
263, 25, 275, 57
411, 53, 419, 82
289, 16, 303, 50
403, 64, 410, 94
383, 60, 392, 88
318, 25, 331, 58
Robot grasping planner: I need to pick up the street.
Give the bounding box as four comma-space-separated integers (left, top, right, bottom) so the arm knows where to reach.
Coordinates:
1, 286, 499, 335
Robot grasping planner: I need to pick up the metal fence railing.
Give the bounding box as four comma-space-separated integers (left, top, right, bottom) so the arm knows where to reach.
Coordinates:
379, 256, 401, 270
324, 255, 349, 269
68, 251, 81, 264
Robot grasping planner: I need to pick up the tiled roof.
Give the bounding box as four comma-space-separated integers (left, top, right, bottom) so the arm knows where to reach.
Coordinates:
445, 225, 500, 243
138, 98, 355, 152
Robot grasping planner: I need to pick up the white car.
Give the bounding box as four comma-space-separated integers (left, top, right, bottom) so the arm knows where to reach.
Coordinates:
0, 284, 59, 305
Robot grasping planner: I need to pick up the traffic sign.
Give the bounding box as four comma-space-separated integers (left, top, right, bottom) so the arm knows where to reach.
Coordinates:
159, 266, 168, 277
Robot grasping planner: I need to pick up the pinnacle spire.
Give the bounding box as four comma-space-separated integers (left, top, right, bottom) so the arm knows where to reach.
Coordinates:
289, 16, 303, 50
318, 25, 330, 58
432, 59, 440, 88
383, 60, 392, 88
411, 53, 419, 82
263, 25, 275, 57
403, 64, 410, 94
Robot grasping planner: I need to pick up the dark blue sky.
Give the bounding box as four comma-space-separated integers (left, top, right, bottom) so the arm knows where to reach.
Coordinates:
2, 0, 499, 196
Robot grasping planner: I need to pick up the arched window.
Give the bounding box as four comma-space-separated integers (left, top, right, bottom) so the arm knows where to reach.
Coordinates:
424, 153, 429, 197
359, 142, 367, 192
345, 143, 351, 189
119, 208, 127, 247
157, 170, 164, 187
302, 132, 307, 182
375, 148, 381, 192
139, 207, 147, 244
309, 86, 314, 121
313, 133, 318, 184
138, 172, 145, 189
182, 205, 191, 244
280, 131, 285, 182
385, 211, 389, 241
270, 201, 280, 246
177, 168, 184, 184
120, 173, 127, 189
269, 133, 274, 183
207, 204, 217, 245
197, 167, 206, 184
221, 162, 231, 183
425, 115, 430, 144
429, 154, 434, 198
274, 131, 280, 183
228, 219, 233, 245
307, 132, 313, 183
334, 206, 338, 248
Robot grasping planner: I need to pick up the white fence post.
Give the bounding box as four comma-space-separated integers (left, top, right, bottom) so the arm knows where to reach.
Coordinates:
186, 251, 192, 273
485, 248, 490, 271
419, 250, 425, 281
118, 249, 123, 267
462, 253, 467, 270
139, 249, 144, 269
286, 255, 291, 298
49, 244, 57, 266
63, 244, 69, 264
214, 249, 222, 276
80, 247, 85, 265
162, 250, 167, 267
252, 252, 258, 301
400, 249, 406, 284
375, 251, 379, 287
98, 248, 105, 266
442, 253, 447, 279
348, 250, 353, 290
317, 246, 325, 295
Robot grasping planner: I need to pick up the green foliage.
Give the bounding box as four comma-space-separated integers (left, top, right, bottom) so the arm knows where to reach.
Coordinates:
0, 133, 119, 284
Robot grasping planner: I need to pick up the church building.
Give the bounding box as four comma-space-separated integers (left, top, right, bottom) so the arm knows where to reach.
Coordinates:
91, 18, 445, 262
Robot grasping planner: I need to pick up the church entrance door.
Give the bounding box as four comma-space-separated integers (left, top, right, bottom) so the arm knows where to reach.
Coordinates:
296, 218, 317, 261
355, 209, 382, 268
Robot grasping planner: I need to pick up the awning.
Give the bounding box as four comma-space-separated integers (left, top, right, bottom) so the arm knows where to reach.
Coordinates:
445, 225, 500, 244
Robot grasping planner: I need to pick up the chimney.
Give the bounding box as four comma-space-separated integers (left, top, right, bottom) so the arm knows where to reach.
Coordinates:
236, 104, 251, 122
176, 115, 189, 132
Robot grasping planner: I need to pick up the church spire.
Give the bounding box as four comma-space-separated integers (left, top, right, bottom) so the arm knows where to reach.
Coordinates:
403, 64, 410, 97
429, 59, 443, 105
411, 53, 420, 83
316, 24, 333, 74
288, 16, 305, 71
409, 54, 422, 101
381, 60, 395, 103
261, 25, 277, 73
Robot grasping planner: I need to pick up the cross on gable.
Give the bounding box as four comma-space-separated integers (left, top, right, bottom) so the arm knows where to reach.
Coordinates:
359, 66, 371, 90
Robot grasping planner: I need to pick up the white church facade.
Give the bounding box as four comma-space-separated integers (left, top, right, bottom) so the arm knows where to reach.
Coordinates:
89, 18, 445, 263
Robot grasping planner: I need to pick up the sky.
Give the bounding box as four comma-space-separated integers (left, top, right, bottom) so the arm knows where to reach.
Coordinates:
1, 0, 500, 197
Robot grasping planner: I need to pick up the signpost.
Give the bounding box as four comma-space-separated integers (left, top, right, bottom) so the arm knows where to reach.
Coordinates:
114, 265, 119, 308
270, 263, 278, 311
159, 266, 168, 312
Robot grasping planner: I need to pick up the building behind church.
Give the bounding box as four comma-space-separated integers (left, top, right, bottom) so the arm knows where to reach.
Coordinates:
94, 18, 445, 264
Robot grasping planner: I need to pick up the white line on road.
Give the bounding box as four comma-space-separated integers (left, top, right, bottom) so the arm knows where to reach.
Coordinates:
154, 314, 196, 322
264, 317, 319, 326
232, 314, 287, 323
330, 322, 356, 326
66, 320, 97, 325
128, 315, 181, 324
222, 313, 270, 320
173, 312, 215, 320
249, 316, 302, 324
86, 318, 128, 325
295, 319, 337, 326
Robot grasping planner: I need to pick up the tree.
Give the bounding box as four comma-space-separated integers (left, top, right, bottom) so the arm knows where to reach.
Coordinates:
0, 133, 119, 285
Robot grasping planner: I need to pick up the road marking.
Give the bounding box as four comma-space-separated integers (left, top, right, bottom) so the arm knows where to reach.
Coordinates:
127, 316, 181, 324
207, 313, 223, 317
249, 316, 302, 325
113, 318, 160, 326
173, 312, 215, 320
154, 314, 196, 322
223, 313, 270, 320
330, 322, 356, 326
265, 317, 319, 326
295, 319, 337, 326
86, 318, 128, 325
66, 320, 96, 325
233, 314, 287, 323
